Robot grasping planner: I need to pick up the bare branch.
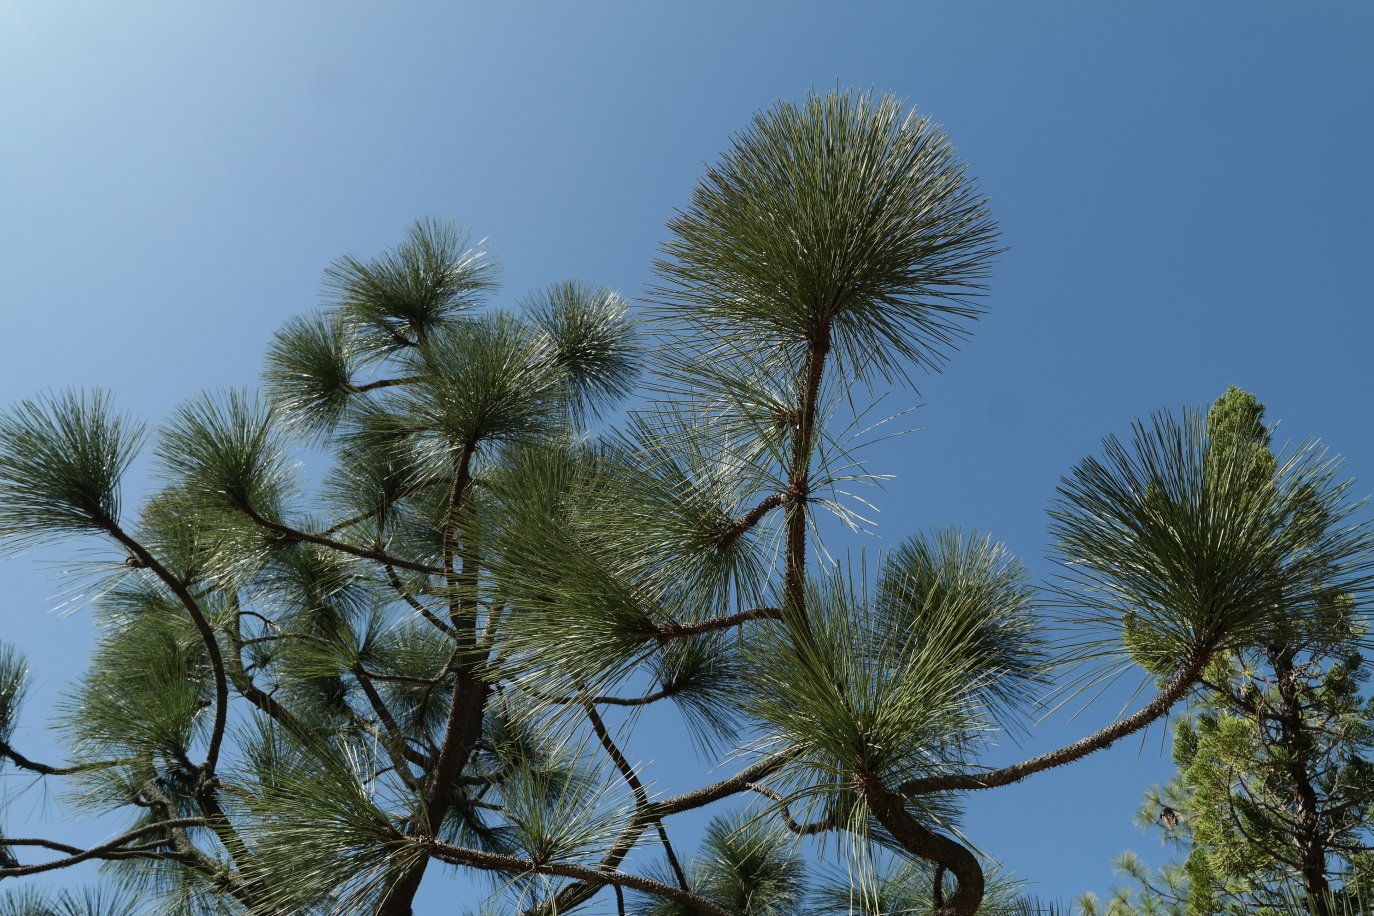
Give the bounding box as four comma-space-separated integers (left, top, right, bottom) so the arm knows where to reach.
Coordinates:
424, 838, 727, 916
0, 818, 208, 879
900, 649, 1211, 796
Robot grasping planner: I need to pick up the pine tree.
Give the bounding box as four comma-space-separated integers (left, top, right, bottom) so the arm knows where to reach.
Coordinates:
1, 91, 1371, 915
1090, 389, 1374, 916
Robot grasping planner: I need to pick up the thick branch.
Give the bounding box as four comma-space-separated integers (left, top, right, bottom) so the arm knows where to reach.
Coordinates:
378, 442, 487, 915
900, 648, 1211, 796
857, 777, 984, 916
714, 492, 786, 547
784, 319, 831, 628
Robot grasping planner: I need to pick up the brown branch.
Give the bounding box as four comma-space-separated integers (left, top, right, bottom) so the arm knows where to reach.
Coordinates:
350, 375, 424, 393
320, 475, 449, 538
101, 520, 229, 791
856, 776, 984, 916
225, 604, 312, 740
139, 778, 225, 877
424, 838, 727, 916
0, 739, 113, 777
384, 562, 456, 634
0, 818, 208, 879
784, 318, 831, 634
655, 607, 783, 638
583, 701, 688, 891
745, 782, 835, 836
522, 748, 797, 916
352, 664, 421, 791
378, 442, 488, 915
242, 504, 445, 575
899, 648, 1211, 796
714, 492, 786, 547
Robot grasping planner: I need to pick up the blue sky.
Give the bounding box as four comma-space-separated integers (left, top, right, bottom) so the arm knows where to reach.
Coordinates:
2, 2, 1372, 910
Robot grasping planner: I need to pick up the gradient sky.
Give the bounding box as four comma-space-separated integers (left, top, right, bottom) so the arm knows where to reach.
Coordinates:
2, 2, 1372, 910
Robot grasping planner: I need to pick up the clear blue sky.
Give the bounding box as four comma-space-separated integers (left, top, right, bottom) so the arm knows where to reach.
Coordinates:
2, 2, 1372, 910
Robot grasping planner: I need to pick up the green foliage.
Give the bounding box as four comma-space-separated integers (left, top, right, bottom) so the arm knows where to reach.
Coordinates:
1086, 388, 1374, 916
0, 886, 141, 916
524, 279, 643, 422
60, 591, 213, 764
233, 722, 425, 912
264, 311, 359, 438
653, 89, 999, 384
0, 643, 27, 747
324, 217, 498, 350
1051, 402, 1372, 680
634, 815, 807, 916
4, 95, 1374, 916
876, 531, 1047, 722
812, 859, 1041, 915
156, 389, 293, 515
0, 389, 143, 546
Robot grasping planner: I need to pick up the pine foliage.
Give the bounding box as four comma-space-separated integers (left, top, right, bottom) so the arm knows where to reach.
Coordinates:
0, 92, 1371, 916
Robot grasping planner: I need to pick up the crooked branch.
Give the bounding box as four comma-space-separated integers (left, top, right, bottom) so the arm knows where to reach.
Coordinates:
899, 648, 1211, 796
0, 818, 209, 879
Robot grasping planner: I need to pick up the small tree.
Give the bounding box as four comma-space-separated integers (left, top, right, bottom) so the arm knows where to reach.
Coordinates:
1, 90, 1370, 916
1087, 390, 1374, 916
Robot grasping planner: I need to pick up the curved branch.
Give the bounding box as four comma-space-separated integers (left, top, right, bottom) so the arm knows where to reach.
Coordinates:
0, 739, 119, 777
745, 782, 835, 836
856, 777, 984, 916
900, 648, 1211, 796
714, 492, 786, 547
583, 701, 688, 891
0, 818, 208, 879
102, 520, 230, 789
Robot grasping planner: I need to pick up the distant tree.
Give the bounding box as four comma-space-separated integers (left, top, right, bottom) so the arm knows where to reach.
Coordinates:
1084, 389, 1374, 916
1, 91, 1370, 915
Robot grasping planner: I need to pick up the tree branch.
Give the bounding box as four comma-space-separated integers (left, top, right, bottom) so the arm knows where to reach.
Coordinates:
101, 519, 230, 791
784, 318, 831, 634
522, 748, 797, 915
0, 738, 110, 776
856, 776, 984, 916
583, 701, 689, 891
241, 504, 445, 575
0, 818, 208, 879
745, 783, 835, 836
899, 648, 1211, 796
424, 838, 727, 916
714, 492, 786, 547
655, 607, 782, 639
